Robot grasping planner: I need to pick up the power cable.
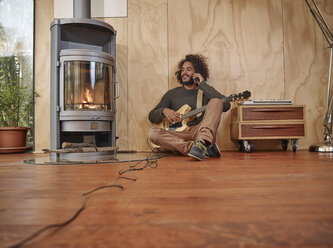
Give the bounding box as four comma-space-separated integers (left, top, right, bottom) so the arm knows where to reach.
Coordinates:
8, 152, 163, 248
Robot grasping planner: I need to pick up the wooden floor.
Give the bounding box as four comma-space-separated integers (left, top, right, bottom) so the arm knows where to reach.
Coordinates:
1, 150, 333, 248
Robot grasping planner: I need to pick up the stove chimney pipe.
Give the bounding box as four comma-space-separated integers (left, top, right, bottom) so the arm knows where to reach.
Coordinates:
74, 0, 91, 19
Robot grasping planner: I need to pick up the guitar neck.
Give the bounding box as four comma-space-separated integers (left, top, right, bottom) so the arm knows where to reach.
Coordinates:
181, 96, 228, 120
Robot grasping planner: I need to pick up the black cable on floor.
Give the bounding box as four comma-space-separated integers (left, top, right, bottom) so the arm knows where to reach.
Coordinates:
8, 152, 162, 248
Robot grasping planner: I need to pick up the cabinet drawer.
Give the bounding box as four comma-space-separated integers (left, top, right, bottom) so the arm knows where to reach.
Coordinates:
241, 124, 305, 138
242, 107, 304, 121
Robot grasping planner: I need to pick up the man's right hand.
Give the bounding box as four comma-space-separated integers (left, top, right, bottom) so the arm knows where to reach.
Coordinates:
162, 108, 181, 124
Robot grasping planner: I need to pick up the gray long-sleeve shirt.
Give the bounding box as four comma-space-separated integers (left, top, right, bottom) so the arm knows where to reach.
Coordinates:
148, 81, 230, 126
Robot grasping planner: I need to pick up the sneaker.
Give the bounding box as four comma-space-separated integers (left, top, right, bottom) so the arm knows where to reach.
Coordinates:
188, 140, 207, 161
205, 143, 221, 158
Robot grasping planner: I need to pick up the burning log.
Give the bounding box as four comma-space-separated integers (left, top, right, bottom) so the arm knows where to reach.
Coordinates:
43, 146, 118, 153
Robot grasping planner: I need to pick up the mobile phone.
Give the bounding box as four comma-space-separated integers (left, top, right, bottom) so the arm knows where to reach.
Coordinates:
193, 76, 200, 84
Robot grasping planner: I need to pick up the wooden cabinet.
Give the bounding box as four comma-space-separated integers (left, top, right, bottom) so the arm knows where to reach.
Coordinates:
230, 105, 306, 152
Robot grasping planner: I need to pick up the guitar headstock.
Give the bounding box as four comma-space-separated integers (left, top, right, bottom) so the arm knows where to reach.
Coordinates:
227, 90, 251, 103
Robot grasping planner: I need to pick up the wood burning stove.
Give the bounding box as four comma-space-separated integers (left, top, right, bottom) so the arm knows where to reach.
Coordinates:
50, 0, 118, 161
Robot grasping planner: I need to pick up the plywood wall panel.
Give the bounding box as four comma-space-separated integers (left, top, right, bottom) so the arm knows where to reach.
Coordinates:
34, 0, 54, 152
98, 18, 129, 150
34, 0, 333, 152
168, 0, 284, 150
283, 0, 333, 149
127, 0, 168, 151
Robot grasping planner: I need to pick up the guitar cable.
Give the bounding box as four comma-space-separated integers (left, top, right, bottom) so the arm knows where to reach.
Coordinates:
8, 151, 165, 248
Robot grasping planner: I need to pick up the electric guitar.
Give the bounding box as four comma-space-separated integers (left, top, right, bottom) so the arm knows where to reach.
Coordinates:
159, 90, 251, 132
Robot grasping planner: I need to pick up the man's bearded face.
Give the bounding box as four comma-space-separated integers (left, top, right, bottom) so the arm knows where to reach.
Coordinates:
181, 61, 195, 85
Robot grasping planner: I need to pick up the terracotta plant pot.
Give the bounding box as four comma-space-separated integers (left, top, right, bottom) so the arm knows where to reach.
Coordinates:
0, 127, 30, 153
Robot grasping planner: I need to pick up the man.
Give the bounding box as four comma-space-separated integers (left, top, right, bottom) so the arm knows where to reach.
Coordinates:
148, 54, 230, 160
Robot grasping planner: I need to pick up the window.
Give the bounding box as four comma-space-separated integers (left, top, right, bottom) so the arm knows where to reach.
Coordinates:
0, 0, 34, 146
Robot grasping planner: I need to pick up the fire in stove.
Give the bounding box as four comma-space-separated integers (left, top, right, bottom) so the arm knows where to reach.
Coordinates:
79, 88, 107, 110
82, 88, 93, 103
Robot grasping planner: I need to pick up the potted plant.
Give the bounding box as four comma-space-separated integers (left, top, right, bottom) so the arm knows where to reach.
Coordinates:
0, 56, 33, 153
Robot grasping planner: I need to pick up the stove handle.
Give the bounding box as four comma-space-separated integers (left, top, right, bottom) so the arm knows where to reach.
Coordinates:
114, 81, 120, 99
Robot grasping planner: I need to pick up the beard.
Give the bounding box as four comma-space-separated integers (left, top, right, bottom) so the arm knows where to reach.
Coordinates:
182, 75, 195, 85
182, 80, 194, 85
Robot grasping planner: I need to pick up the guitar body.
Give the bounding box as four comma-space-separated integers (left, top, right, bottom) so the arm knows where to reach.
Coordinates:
159, 104, 194, 132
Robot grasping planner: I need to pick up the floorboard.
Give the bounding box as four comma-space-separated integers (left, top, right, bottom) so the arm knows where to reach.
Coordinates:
0, 151, 333, 247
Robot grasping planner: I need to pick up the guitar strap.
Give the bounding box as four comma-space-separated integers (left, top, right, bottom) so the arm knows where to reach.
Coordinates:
196, 89, 203, 117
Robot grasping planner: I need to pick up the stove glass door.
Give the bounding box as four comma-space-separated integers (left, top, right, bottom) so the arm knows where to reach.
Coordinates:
64, 61, 113, 111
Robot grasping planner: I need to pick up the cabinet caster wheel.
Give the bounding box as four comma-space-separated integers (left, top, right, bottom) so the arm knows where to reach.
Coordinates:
244, 140, 254, 153
281, 139, 289, 151
291, 139, 298, 152
237, 140, 244, 152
